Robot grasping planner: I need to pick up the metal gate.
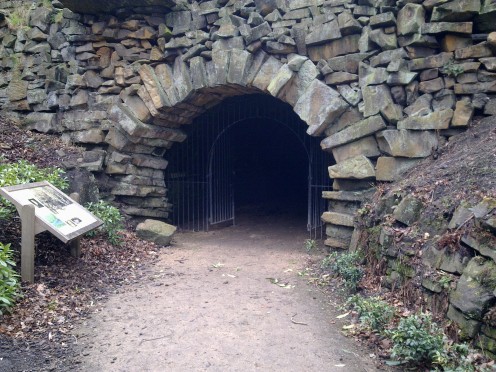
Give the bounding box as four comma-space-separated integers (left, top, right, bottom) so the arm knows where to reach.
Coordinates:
208, 126, 235, 228
165, 95, 332, 237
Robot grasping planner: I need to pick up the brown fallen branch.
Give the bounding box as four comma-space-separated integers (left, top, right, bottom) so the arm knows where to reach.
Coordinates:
139, 334, 173, 345
291, 313, 308, 326
455, 214, 474, 232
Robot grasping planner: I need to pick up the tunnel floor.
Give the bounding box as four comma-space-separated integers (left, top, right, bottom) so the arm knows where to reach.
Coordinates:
74, 217, 384, 371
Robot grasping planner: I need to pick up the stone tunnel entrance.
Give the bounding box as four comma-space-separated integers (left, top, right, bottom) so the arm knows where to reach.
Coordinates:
165, 95, 332, 238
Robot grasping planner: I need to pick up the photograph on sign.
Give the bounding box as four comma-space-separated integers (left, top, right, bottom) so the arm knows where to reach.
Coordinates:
10, 185, 97, 236
0, 182, 102, 242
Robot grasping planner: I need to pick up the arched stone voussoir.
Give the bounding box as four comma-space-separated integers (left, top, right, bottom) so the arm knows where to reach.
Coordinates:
173, 58, 195, 103
226, 49, 254, 87
147, 52, 257, 121
138, 59, 198, 120
138, 64, 171, 112
267, 64, 295, 98
142, 49, 305, 127
109, 101, 187, 145
251, 55, 284, 92
202, 49, 254, 90
136, 54, 351, 143
242, 53, 319, 109
189, 56, 210, 91
293, 79, 350, 137
281, 57, 320, 107
155, 63, 181, 107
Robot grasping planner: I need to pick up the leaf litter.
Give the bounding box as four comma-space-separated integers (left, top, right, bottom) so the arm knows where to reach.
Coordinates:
0, 114, 163, 370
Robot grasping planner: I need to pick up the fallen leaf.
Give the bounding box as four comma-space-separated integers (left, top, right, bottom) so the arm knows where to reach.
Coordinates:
336, 312, 350, 319
385, 360, 405, 366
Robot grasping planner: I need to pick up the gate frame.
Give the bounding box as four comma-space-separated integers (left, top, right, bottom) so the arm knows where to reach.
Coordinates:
165, 95, 332, 238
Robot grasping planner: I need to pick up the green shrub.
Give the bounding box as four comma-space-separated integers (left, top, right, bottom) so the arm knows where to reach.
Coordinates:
387, 313, 477, 370
85, 201, 124, 246
0, 160, 68, 219
387, 313, 445, 365
441, 59, 464, 78
322, 251, 363, 292
0, 242, 20, 315
50, 9, 63, 24
5, 5, 32, 31
304, 239, 316, 252
347, 295, 395, 333
432, 342, 475, 372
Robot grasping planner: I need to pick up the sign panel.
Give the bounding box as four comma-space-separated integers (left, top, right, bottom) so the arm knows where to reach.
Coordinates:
0, 181, 103, 243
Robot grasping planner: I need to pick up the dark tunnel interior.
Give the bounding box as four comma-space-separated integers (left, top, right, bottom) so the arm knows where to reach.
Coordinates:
226, 117, 309, 217
165, 94, 331, 232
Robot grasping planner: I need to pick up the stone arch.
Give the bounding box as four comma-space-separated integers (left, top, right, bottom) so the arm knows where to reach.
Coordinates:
110, 49, 348, 141
106, 50, 348, 218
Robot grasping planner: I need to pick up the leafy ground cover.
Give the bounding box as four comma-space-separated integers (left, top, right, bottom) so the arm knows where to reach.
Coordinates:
0, 115, 160, 371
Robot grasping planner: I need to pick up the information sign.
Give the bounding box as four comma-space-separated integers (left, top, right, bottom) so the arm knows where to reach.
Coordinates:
1, 181, 102, 243
0, 181, 103, 282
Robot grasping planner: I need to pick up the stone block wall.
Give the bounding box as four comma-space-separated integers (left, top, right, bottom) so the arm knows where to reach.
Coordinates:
0, 0, 495, 240
357, 172, 496, 355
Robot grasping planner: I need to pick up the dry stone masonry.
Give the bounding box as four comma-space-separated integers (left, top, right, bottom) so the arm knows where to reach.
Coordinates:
358, 173, 496, 356
0, 0, 495, 247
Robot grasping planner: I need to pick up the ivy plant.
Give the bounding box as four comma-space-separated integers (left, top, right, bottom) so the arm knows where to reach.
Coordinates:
85, 201, 124, 246
0, 242, 20, 315
322, 251, 363, 292
387, 313, 444, 365
346, 295, 395, 333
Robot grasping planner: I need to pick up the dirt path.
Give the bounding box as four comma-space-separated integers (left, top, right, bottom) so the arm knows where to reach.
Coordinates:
74, 213, 381, 371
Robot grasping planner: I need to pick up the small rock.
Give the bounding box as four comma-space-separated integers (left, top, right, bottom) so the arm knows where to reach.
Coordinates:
328, 155, 376, 179
450, 257, 496, 320
376, 157, 421, 181
136, 219, 177, 246
393, 195, 423, 226
376, 129, 438, 158
397, 4, 425, 36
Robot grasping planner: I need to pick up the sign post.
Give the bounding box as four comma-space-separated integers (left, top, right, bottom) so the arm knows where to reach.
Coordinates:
68, 192, 82, 258
0, 181, 103, 282
20, 203, 36, 283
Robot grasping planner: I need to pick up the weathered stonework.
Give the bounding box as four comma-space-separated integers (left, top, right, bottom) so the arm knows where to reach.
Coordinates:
0, 0, 494, 246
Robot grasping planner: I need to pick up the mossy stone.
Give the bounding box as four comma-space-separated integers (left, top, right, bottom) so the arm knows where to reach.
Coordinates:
447, 304, 481, 339
393, 195, 424, 226
449, 257, 496, 320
